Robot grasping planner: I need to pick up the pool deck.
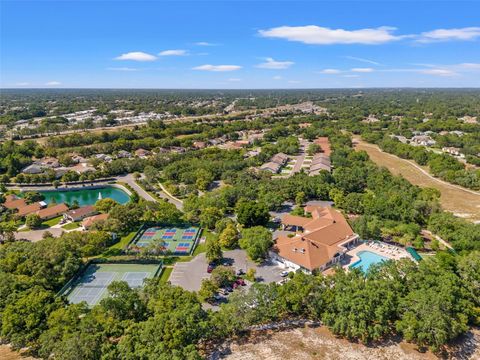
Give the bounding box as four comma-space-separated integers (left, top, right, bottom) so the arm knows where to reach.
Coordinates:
342, 242, 411, 270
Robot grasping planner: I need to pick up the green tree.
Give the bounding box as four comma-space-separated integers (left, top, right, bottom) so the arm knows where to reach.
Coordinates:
235, 200, 270, 227
1, 286, 60, 349
199, 207, 224, 230
239, 226, 273, 261
25, 213, 42, 229
206, 236, 222, 263
198, 279, 218, 302
219, 223, 238, 248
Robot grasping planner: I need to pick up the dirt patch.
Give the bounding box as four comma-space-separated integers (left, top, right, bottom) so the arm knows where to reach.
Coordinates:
215, 326, 480, 360
0, 346, 37, 360
353, 139, 480, 222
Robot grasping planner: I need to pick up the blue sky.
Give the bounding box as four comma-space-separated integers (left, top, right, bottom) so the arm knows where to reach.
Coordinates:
1, 1, 479, 88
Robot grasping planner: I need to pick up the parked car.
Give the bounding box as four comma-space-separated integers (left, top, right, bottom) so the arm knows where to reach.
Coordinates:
207, 265, 214, 273
225, 286, 233, 292
236, 268, 245, 276
232, 282, 239, 289
235, 279, 246, 286
280, 271, 290, 277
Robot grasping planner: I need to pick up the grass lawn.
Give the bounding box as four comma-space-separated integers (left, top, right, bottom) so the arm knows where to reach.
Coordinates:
62, 222, 80, 230
192, 242, 206, 256
110, 231, 136, 250
159, 267, 173, 283
41, 216, 63, 228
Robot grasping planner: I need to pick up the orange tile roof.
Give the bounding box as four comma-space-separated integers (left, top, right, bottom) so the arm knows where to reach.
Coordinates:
4, 198, 27, 210
82, 213, 109, 229
36, 203, 69, 220
276, 206, 356, 271
17, 203, 43, 217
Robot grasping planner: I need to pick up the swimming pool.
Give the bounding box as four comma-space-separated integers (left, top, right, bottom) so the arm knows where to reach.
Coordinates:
349, 250, 389, 272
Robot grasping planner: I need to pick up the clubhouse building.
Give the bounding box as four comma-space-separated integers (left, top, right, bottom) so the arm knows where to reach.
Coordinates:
270, 206, 359, 273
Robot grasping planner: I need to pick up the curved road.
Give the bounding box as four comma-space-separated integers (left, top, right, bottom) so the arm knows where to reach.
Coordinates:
116, 174, 183, 210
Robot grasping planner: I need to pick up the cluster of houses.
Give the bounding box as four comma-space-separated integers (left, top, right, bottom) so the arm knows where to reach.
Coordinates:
3, 194, 68, 221
22, 155, 95, 177
270, 206, 359, 273
63, 205, 110, 230
390, 132, 468, 160
390, 132, 437, 147
2, 195, 109, 230
260, 153, 289, 173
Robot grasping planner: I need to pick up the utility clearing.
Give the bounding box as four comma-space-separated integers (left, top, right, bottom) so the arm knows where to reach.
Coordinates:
353, 138, 480, 223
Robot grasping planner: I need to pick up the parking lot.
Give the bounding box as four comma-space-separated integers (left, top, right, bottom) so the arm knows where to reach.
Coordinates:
169, 249, 285, 292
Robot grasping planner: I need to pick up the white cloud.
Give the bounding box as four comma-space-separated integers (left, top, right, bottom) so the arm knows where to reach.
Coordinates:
45, 81, 61, 86
107, 67, 139, 71
273, 75, 283, 80
256, 57, 294, 69
457, 63, 480, 69
195, 42, 217, 46
318, 69, 342, 74
344, 56, 381, 65
351, 67, 374, 73
115, 51, 157, 61
419, 68, 457, 77
227, 78, 242, 82
158, 49, 188, 56
259, 25, 403, 45
417, 27, 480, 43
192, 64, 242, 72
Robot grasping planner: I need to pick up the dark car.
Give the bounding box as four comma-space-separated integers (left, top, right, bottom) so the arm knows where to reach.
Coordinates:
236, 279, 246, 286
225, 286, 233, 292
236, 269, 245, 276
207, 265, 214, 273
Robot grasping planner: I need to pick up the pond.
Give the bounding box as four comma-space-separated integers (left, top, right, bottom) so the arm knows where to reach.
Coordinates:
38, 186, 130, 206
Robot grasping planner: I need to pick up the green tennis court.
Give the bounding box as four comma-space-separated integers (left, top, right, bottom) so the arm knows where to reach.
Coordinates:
130, 226, 200, 255
66, 263, 161, 306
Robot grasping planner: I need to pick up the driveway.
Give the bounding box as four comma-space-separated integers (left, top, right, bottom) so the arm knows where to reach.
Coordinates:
169, 249, 285, 292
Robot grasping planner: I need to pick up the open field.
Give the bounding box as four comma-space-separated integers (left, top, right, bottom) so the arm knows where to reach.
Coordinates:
218, 326, 480, 360
353, 138, 480, 222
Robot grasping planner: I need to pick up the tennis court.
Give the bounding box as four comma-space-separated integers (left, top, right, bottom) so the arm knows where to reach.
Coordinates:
131, 226, 200, 255
66, 263, 161, 306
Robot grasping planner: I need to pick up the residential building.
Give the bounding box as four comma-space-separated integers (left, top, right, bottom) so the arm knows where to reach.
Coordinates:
82, 213, 109, 230
260, 162, 282, 173
36, 203, 69, 220
271, 153, 289, 165
270, 206, 359, 273
117, 150, 132, 159
411, 135, 436, 147
135, 148, 151, 158
64, 205, 98, 222
442, 147, 465, 158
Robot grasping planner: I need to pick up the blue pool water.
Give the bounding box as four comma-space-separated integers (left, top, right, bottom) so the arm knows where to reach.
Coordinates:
349, 250, 389, 272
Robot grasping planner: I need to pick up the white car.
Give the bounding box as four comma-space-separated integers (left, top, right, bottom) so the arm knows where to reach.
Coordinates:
280, 271, 290, 277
